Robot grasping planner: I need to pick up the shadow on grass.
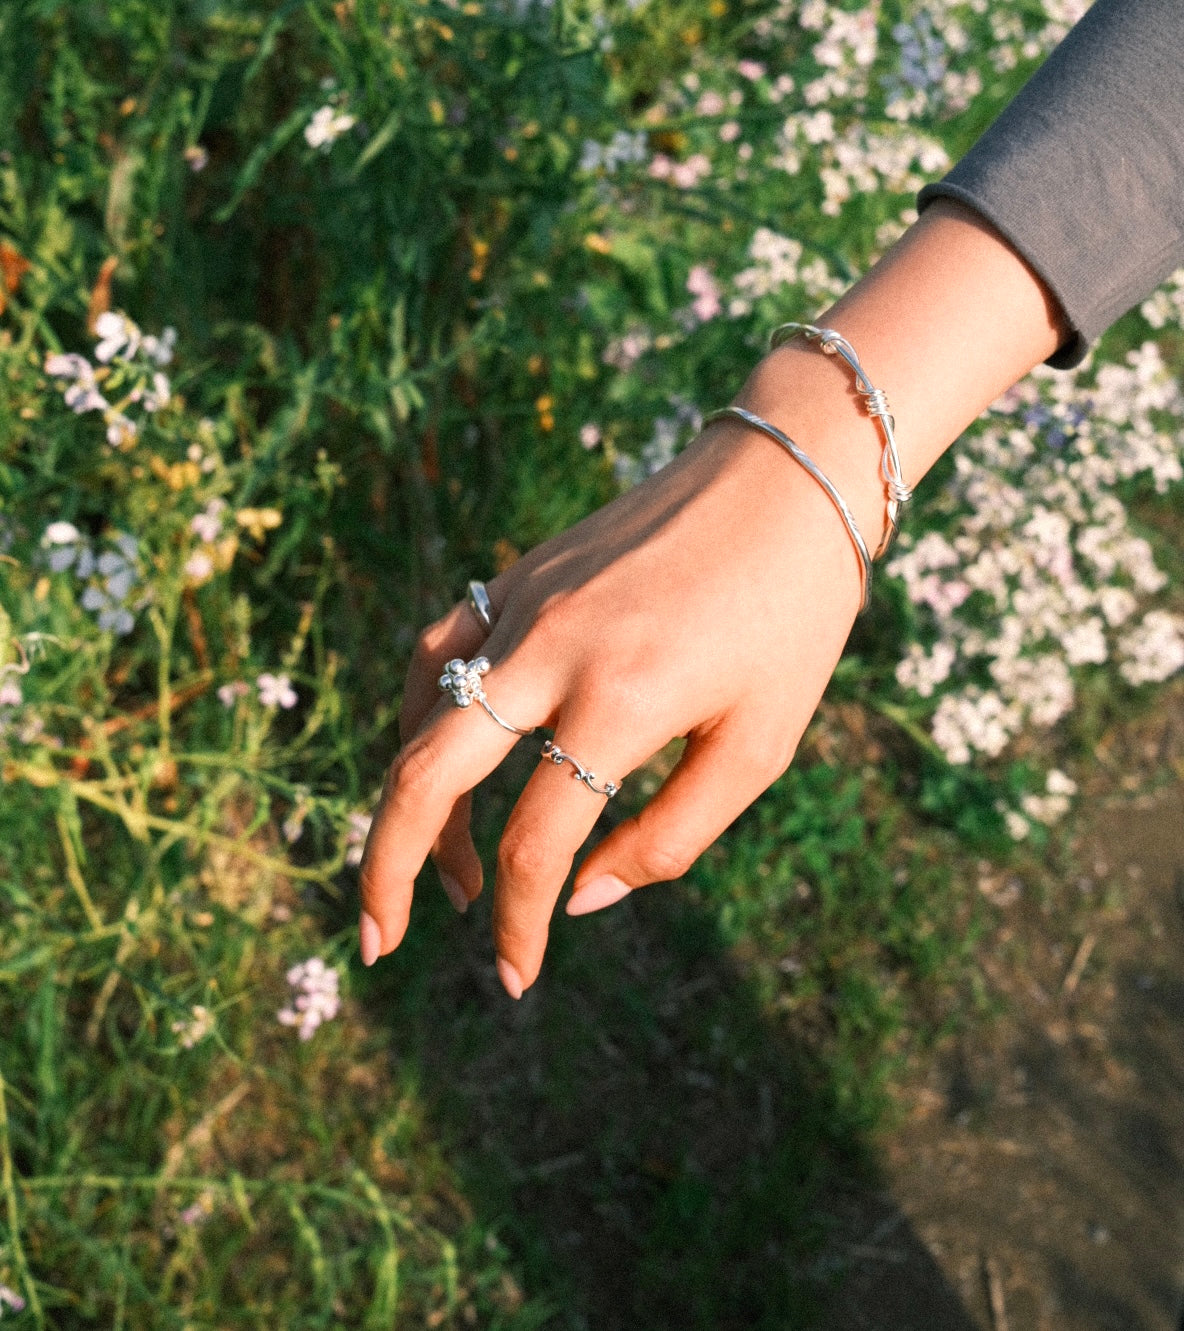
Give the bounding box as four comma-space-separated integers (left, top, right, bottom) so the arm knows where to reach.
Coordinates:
351, 760, 983, 1331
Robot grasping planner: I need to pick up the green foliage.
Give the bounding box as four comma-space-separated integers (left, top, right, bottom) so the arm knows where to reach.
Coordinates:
0, 0, 1180, 1324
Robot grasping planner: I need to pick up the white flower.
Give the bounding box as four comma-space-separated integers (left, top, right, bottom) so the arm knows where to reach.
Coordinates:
0, 679, 21, 708
142, 371, 171, 413
44, 521, 81, 546
94, 310, 140, 363
171, 1004, 215, 1049
190, 498, 226, 544
184, 551, 214, 582
305, 105, 357, 149
1117, 611, 1184, 686
44, 352, 91, 380
106, 413, 138, 448
344, 811, 372, 866
278, 958, 341, 1040
142, 327, 177, 366
257, 672, 297, 709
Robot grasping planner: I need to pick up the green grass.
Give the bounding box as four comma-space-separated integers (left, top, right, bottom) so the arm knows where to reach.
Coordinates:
2, 0, 1183, 1325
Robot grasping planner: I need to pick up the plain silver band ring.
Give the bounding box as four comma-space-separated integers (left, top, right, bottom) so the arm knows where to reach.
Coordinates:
466, 580, 494, 633
541, 739, 619, 798
439, 657, 536, 736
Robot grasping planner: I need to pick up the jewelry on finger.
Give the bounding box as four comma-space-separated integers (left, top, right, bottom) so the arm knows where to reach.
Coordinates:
541, 739, 619, 798
466, 580, 495, 634
439, 657, 536, 736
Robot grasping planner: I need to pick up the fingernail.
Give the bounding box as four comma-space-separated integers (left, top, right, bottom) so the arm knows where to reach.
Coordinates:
437, 867, 469, 914
566, 873, 631, 917
496, 956, 524, 1000
358, 910, 382, 967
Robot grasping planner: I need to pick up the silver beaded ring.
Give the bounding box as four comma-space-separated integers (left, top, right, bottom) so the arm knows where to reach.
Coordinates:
439, 657, 535, 736
541, 739, 619, 798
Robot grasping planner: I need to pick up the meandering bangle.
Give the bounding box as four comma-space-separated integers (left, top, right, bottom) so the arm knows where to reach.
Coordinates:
770, 321, 911, 559
703, 404, 872, 613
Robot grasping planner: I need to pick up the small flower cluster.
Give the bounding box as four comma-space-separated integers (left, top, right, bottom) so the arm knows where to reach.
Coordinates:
0, 1285, 26, 1318
343, 810, 372, 866
42, 522, 143, 636
277, 958, 341, 1040
888, 341, 1184, 766
216, 673, 298, 710
305, 103, 356, 150
579, 130, 647, 174
172, 1004, 215, 1049
45, 311, 175, 450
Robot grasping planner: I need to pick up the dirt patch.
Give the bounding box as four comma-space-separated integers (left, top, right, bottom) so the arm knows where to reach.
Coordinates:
822, 697, 1184, 1330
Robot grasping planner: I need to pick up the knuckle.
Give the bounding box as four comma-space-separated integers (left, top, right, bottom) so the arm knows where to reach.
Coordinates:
523, 588, 575, 653
497, 826, 554, 886
385, 741, 442, 805
635, 837, 699, 884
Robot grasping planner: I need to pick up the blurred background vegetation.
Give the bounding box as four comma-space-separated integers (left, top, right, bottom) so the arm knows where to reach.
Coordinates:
1, 0, 1181, 1325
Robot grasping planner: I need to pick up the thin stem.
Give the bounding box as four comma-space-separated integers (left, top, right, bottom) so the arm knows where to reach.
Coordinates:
0, 1067, 45, 1326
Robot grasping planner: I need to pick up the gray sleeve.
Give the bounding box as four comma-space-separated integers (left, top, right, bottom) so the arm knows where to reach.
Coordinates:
917, 0, 1184, 368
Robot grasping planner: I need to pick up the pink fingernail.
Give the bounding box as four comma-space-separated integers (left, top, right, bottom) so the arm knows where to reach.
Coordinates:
437, 868, 469, 914
358, 910, 382, 967
496, 956, 524, 1000
566, 874, 631, 917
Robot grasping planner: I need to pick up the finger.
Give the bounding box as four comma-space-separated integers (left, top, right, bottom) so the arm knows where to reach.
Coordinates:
359, 654, 549, 962
399, 601, 494, 745
491, 723, 638, 998
398, 596, 505, 914
432, 790, 482, 913
566, 714, 794, 916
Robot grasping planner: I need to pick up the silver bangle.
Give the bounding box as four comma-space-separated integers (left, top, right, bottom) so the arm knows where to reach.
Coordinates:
770, 322, 912, 559
703, 405, 872, 612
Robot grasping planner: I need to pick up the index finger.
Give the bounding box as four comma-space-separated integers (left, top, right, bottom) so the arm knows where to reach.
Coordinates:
357, 654, 548, 962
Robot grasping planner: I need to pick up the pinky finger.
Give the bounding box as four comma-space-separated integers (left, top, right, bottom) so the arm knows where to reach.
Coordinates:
432, 791, 483, 913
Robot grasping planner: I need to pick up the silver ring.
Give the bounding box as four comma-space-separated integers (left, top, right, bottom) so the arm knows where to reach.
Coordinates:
466, 580, 494, 634
439, 657, 535, 736
541, 739, 619, 798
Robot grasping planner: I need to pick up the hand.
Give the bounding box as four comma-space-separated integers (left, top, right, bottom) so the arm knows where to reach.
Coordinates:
358, 394, 872, 998
357, 198, 1070, 997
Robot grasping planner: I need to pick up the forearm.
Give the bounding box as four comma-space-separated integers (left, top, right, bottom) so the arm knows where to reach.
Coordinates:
722, 198, 1071, 568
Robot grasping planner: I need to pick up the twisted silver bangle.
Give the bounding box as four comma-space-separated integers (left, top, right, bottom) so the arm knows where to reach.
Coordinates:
703, 404, 872, 612
770, 321, 912, 559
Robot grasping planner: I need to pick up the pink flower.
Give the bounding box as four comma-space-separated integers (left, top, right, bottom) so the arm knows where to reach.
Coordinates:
686, 265, 722, 322
217, 680, 249, 708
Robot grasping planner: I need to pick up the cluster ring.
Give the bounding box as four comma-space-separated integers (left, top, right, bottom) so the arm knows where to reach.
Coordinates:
541, 739, 619, 798
439, 657, 535, 736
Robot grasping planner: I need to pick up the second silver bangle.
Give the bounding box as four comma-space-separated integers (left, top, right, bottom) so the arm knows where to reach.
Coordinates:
704, 404, 872, 611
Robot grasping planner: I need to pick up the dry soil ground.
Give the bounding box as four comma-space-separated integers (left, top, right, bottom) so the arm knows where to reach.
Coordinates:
821, 688, 1184, 1331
